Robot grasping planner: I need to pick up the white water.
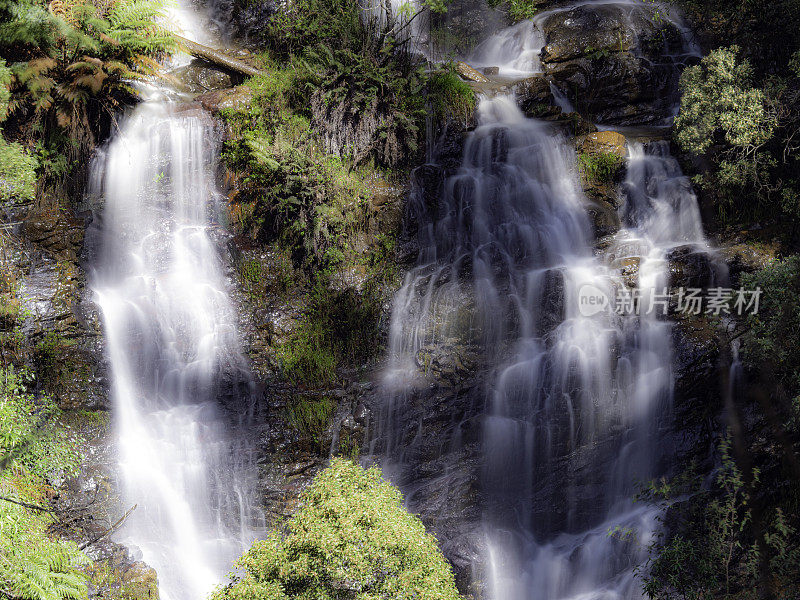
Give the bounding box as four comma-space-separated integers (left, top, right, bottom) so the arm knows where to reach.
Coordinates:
379, 3, 716, 598
89, 49, 262, 600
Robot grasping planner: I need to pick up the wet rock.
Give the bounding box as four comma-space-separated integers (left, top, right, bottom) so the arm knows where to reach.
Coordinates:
195, 85, 253, 115
456, 61, 489, 82
483, 66, 500, 75
719, 242, 777, 287
541, 6, 635, 64
611, 255, 641, 288
538, 268, 565, 337
578, 130, 628, 158
353, 402, 369, 425
584, 197, 621, 239
510, 76, 561, 119
22, 208, 86, 262
539, 3, 688, 124
171, 60, 235, 93
667, 245, 716, 289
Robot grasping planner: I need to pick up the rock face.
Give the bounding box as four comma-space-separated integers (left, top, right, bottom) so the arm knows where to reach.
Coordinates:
539, 4, 694, 124
195, 85, 254, 115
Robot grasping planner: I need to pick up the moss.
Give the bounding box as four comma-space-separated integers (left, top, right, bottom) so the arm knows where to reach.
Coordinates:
428, 68, 476, 123
578, 151, 625, 184
273, 276, 385, 386
284, 394, 336, 446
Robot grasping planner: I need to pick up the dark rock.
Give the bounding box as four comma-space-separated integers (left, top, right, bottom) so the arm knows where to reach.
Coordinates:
22, 209, 85, 262
539, 3, 689, 124
483, 66, 500, 75
195, 85, 253, 115
666, 245, 716, 289
540, 6, 635, 64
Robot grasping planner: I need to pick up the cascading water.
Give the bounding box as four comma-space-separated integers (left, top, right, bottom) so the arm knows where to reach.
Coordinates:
377, 3, 717, 599
88, 32, 262, 600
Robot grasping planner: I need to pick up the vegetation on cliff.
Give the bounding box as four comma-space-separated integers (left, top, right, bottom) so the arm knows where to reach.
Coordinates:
0, 367, 88, 600
0, 0, 174, 197
211, 458, 461, 600
674, 2, 800, 229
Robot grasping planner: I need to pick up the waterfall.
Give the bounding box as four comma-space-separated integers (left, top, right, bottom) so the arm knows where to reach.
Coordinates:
88, 86, 262, 600
377, 3, 716, 598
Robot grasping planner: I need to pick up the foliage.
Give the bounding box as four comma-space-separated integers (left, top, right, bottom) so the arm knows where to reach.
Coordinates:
638, 439, 800, 600
675, 47, 774, 156
578, 151, 624, 183
488, 0, 541, 22
283, 395, 335, 446
256, 0, 466, 169
674, 39, 800, 224
1, 58, 37, 202
274, 278, 385, 386
0, 0, 175, 192
427, 68, 476, 123
1, 366, 88, 600
211, 458, 461, 600
0, 137, 38, 202
741, 256, 800, 400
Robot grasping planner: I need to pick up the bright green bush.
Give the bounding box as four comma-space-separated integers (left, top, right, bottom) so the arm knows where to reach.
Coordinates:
211, 458, 462, 600
675, 46, 774, 156
1, 366, 88, 600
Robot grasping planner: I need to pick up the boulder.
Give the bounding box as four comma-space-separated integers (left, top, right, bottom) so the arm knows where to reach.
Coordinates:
540, 6, 635, 64
579, 130, 628, 158
171, 61, 234, 94
195, 85, 254, 115
538, 3, 689, 124
666, 245, 717, 289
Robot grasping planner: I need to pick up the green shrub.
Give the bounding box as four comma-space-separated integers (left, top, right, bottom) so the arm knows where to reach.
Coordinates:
578, 151, 624, 183
741, 256, 800, 397
675, 46, 774, 156
427, 68, 476, 123
0, 137, 38, 202
1, 366, 88, 600
211, 458, 461, 600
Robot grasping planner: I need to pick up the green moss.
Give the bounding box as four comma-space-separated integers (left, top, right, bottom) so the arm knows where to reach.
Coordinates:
428, 68, 476, 123
211, 458, 462, 600
274, 277, 384, 386
284, 395, 336, 445
578, 151, 625, 184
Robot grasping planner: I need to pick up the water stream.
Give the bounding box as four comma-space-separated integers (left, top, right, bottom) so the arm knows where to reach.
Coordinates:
87, 17, 262, 600
378, 3, 715, 599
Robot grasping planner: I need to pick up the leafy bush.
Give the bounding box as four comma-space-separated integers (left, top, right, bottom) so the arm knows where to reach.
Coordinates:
1, 58, 37, 202
741, 256, 800, 398
675, 47, 774, 156
638, 439, 800, 600
0, 0, 175, 193
211, 458, 461, 600
1, 366, 88, 600
578, 151, 625, 183
674, 44, 800, 224
427, 68, 476, 123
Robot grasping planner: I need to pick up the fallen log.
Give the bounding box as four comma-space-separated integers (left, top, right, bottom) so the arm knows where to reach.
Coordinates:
174, 34, 268, 78
456, 61, 490, 83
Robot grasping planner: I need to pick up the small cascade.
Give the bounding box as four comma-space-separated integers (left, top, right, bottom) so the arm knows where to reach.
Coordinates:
376, 4, 719, 595
89, 78, 263, 600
